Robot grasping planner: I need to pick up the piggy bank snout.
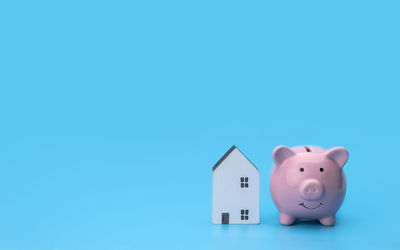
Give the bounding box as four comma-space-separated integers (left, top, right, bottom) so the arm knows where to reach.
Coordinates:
299, 179, 324, 201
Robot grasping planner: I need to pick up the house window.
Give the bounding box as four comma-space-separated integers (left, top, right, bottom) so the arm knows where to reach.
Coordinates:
241, 209, 249, 220
240, 177, 249, 188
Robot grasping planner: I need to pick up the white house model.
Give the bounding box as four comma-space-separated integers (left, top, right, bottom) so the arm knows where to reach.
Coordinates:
212, 145, 260, 224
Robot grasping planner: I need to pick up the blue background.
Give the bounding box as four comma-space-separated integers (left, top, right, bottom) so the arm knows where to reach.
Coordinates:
1, 0, 399, 249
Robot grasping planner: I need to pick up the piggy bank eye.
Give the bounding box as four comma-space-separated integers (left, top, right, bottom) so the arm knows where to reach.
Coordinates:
300, 167, 304, 172
320, 168, 324, 172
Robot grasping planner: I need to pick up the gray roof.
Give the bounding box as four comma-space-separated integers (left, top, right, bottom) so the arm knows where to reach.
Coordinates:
212, 145, 259, 172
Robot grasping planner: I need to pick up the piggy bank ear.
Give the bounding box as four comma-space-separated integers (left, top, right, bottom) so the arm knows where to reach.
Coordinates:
325, 147, 349, 168
273, 146, 296, 167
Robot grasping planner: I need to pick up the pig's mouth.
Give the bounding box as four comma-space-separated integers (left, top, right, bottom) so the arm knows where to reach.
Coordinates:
299, 202, 323, 209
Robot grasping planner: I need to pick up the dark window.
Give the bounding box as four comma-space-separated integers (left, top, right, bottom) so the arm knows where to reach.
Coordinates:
241, 209, 249, 220
240, 177, 249, 188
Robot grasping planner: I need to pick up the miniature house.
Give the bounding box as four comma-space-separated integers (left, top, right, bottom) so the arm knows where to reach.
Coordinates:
212, 145, 260, 224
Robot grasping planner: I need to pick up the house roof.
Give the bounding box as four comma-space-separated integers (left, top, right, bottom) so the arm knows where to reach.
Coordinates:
212, 145, 259, 172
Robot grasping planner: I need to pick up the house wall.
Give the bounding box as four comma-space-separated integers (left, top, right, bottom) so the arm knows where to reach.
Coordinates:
212, 148, 260, 224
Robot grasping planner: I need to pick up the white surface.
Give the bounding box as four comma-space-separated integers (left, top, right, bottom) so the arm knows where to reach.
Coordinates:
212, 147, 260, 224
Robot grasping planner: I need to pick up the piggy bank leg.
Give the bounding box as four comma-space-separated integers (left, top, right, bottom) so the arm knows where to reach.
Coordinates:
279, 213, 295, 225
319, 215, 335, 226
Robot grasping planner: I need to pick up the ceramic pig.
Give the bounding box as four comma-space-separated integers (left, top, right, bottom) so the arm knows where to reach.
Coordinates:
270, 145, 349, 226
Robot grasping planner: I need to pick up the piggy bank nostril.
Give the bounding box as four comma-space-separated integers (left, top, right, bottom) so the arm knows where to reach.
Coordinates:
313, 188, 317, 192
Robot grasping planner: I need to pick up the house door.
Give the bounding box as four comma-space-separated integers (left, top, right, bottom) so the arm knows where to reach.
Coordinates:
221, 213, 229, 224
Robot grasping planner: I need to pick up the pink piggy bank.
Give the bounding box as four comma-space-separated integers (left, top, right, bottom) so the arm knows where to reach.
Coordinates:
270, 145, 349, 226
